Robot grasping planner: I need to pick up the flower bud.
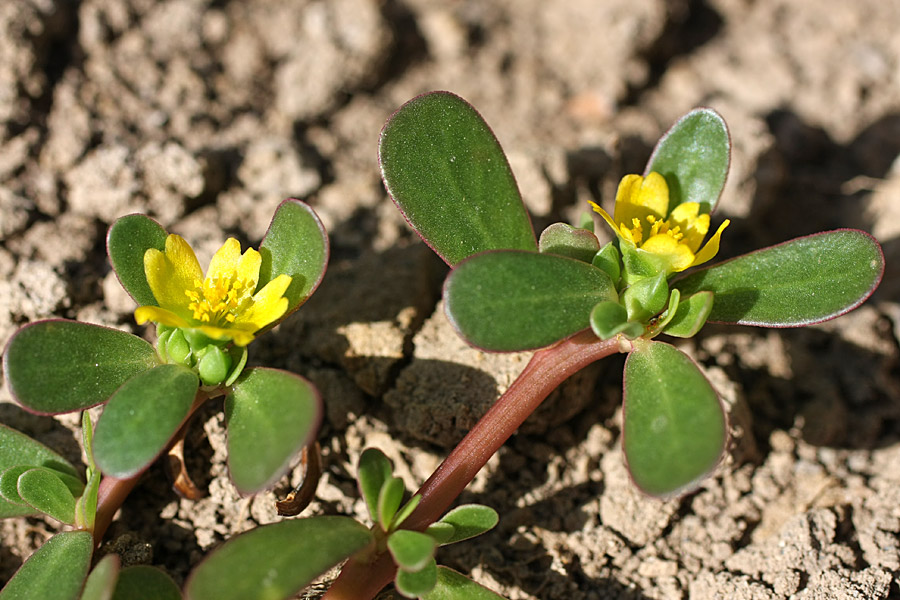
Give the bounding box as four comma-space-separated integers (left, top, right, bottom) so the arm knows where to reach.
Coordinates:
166, 329, 192, 366
198, 345, 232, 386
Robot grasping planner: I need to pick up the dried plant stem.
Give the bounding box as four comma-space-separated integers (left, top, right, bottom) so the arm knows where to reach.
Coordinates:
323, 330, 620, 600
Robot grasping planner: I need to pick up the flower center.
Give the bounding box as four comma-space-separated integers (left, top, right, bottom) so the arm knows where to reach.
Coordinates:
624, 215, 684, 247
185, 275, 248, 324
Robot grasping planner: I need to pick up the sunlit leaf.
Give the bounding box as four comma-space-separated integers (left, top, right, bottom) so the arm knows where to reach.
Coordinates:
258, 199, 329, 319
17, 468, 79, 524
444, 250, 617, 351
645, 108, 730, 214
395, 559, 438, 598
387, 530, 436, 573
378, 477, 405, 529
0, 531, 92, 600
3, 320, 159, 414
107, 214, 168, 306
93, 365, 198, 478
538, 223, 600, 263
379, 91, 536, 266
675, 230, 884, 326
185, 517, 373, 600
422, 567, 506, 600
623, 340, 725, 497
662, 291, 713, 338
226, 368, 321, 494
357, 448, 394, 524
435, 504, 499, 545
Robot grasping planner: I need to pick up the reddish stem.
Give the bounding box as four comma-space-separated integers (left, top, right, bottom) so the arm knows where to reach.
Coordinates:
91, 391, 212, 546
323, 330, 620, 600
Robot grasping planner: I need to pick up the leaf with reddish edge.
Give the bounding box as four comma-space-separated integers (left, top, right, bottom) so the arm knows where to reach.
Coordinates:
107, 214, 168, 307
93, 364, 199, 479
444, 250, 617, 351
379, 91, 537, 266
258, 198, 329, 321
645, 107, 730, 215
225, 368, 322, 494
0, 530, 93, 600
3, 320, 159, 415
184, 516, 373, 600
623, 340, 726, 497
17, 467, 80, 524
674, 229, 884, 327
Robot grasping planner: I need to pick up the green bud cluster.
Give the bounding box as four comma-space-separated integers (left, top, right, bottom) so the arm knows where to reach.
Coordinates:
155, 326, 247, 386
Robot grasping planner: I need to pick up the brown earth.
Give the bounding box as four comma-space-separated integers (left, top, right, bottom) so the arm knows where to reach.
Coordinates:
2, 0, 900, 598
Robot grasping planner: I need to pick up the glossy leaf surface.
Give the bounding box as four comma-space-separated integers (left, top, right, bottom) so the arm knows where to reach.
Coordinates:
0, 424, 80, 518
0, 531, 92, 600
624, 341, 725, 497
379, 91, 536, 266
107, 214, 168, 306
378, 476, 405, 529
445, 250, 617, 351
185, 516, 373, 600
93, 365, 198, 478
258, 199, 329, 318
663, 291, 714, 338
80, 555, 118, 600
4, 320, 159, 414
112, 566, 182, 600
645, 108, 730, 214
422, 567, 506, 600
17, 467, 78, 524
436, 504, 499, 545
357, 447, 393, 522
538, 223, 600, 263
395, 559, 438, 598
226, 368, 321, 494
675, 230, 884, 326
387, 530, 436, 572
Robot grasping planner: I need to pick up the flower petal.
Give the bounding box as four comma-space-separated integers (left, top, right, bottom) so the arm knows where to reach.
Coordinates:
196, 324, 257, 346
236, 247, 262, 295
145, 235, 202, 312
134, 305, 191, 329
690, 219, 731, 268
614, 173, 669, 238
234, 274, 292, 330
668, 202, 709, 253
641, 233, 695, 272
207, 238, 242, 281
589, 201, 620, 236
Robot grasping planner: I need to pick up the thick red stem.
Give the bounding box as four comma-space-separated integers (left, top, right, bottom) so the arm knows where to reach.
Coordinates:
323, 330, 620, 600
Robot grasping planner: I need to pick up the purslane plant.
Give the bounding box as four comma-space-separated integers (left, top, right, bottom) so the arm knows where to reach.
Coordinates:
1, 199, 328, 597
183, 448, 502, 600
316, 92, 884, 598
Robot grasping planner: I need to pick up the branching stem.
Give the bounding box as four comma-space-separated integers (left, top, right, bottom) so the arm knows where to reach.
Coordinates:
323, 330, 620, 599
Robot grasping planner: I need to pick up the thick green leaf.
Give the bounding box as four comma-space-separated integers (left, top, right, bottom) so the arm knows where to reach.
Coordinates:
590, 302, 642, 341
425, 522, 454, 545
435, 504, 499, 546
395, 559, 438, 598
112, 566, 181, 600
422, 567, 506, 600
538, 223, 600, 263
107, 214, 168, 307
592, 242, 621, 283
93, 365, 198, 478
80, 555, 118, 600
378, 476, 406, 529
258, 199, 329, 318
225, 368, 321, 494
622, 272, 668, 322
0, 531, 92, 600
0, 424, 80, 518
17, 468, 78, 524
393, 494, 421, 529
444, 250, 617, 351
76, 469, 100, 531
675, 230, 884, 326
663, 291, 713, 338
387, 530, 436, 572
623, 340, 725, 497
357, 448, 394, 523
3, 320, 159, 414
185, 516, 373, 600
645, 108, 730, 214
379, 91, 536, 266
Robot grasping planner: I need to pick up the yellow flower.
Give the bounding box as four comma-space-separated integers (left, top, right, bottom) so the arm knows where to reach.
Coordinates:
134, 235, 292, 346
590, 172, 730, 273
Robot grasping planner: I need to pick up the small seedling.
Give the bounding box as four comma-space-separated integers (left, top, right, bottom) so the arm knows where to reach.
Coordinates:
184, 448, 502, 600
1, 199, 329, 597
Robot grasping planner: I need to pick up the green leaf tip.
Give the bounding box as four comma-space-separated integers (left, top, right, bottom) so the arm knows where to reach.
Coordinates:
623, 340, 726, 497
107, 214, 168, 307
379, 91, 536, 266
645, 107, 730, 214
675, 229, 884, 327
